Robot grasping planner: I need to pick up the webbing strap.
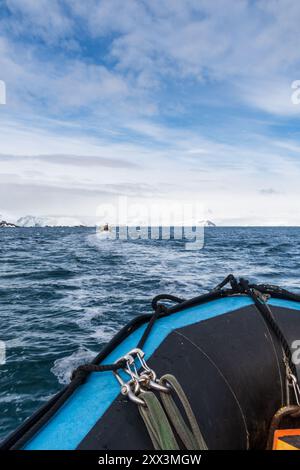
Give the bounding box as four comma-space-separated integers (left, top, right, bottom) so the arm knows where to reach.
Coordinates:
138, 391, 179, 450
159, 374, 208, 450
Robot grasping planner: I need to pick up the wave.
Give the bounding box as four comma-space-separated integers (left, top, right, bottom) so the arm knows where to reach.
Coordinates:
51, 347, 96, 385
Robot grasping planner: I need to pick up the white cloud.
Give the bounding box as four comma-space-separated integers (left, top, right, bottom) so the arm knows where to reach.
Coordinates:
0, 35, 129, 113
94, 1, 300, 119
1, 1, 300, 224
2, 0, 300, 116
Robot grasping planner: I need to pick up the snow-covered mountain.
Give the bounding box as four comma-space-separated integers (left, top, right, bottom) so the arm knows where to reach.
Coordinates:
17, 215, 85, 227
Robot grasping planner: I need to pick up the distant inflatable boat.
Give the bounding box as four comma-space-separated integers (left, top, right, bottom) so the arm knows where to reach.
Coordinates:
97, 225, 114, 240
2, 275, 300, 450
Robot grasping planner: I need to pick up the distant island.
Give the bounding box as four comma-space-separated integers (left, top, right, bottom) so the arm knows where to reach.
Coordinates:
16, 215, 86, 227
0, 216, 86, 228
0, 215, 217, 228
0, 220, 18, 228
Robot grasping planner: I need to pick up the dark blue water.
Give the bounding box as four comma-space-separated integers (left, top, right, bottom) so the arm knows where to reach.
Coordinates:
1, 226, 300, 441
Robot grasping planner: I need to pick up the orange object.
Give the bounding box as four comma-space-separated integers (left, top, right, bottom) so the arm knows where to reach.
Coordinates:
273, 429, 300, 450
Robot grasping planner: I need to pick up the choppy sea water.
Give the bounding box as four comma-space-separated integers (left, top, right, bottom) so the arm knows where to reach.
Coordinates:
1, 226, 300, 441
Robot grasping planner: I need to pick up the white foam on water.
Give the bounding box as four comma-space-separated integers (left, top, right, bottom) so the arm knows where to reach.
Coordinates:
0, 392, 51, 404
90, 324, 119, 343
75, 306, 105, 329
85, 233, 120, 252
51, 347, 96, 385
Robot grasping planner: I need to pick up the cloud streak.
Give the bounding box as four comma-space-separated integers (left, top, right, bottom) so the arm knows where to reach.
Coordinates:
0, 153, 139, 168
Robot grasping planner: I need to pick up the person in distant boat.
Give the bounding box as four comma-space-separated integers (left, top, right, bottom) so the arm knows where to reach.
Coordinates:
103, 223, 109, 231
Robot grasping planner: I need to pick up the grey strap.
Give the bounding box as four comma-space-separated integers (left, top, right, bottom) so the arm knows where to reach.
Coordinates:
159, 374, 208, 450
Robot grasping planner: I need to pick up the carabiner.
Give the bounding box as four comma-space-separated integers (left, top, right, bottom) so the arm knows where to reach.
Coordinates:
289, 373, 300, 406
113, 370, 145, 406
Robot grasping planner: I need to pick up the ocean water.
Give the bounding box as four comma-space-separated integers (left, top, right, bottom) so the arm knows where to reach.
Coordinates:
1, 226, 300, 441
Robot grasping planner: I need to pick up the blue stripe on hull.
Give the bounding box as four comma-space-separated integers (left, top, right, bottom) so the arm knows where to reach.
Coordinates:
24, 296, 300, 450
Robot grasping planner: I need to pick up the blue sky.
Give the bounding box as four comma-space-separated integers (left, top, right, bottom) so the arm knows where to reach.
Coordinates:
0, 0, 300, 225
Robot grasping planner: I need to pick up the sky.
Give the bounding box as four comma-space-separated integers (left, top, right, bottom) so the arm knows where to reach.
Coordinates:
0, 0, 300, 225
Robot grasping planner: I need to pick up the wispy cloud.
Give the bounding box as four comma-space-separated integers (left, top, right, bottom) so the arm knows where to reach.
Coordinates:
259, 188, 281, 195
0, 153, 139, 168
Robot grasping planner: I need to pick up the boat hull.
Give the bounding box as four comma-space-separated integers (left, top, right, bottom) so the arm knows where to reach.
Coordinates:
2, 294, 300, 450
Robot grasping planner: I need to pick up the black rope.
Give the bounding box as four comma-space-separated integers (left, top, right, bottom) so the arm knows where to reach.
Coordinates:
70, 359, 127, 384
213, 275, 298, 378
70, 314, 159, 386
138, 304, 164, 350
70, 297, 184, 384
151, 294, 185, 311
213, 273, 240, 292
70, 275, 299, 386
238, 278, 297, 377
3, 273, 300, 450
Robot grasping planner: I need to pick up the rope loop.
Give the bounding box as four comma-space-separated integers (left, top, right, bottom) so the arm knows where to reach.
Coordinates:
71, 359, 127, 384
151, 294, 186, 313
